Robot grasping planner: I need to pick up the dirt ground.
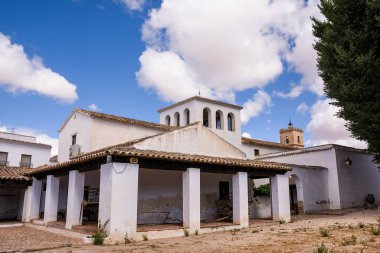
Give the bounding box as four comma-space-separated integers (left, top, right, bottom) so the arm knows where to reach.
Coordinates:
1, 209, 380, 253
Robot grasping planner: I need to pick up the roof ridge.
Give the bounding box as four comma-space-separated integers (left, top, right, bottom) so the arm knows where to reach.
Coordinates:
241, 137, 299, 150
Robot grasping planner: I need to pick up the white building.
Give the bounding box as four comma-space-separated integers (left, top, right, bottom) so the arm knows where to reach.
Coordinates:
0, 131, 51, 220
4, 96, 380, 242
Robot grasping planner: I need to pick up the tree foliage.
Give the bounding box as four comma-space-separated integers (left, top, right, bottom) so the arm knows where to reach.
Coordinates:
312, 0, 380, 163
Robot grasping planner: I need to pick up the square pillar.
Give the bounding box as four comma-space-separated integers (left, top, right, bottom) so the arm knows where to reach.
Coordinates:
99, 163, 139, 241
44, 175, 60, 224
22, 177, 42, 222
65, 170, 85, 229
182, 167, 200, 231
233, 172, 249, 227
270, 174, 291, 222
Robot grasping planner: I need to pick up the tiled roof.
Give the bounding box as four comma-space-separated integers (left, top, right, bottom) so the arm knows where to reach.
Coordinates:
0, 137, 51, 148
0, 166, 31, 181
59, 108, 176, 132
241, 137, 300, 150
157, 96, 243, 113
28, 137, 291, 176
256, 144, 368, 160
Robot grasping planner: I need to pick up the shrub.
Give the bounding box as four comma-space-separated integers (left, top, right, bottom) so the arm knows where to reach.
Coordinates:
195, 229, 199, 235
341, 235, 357, 246
320, 228, 330, 237
358, 222, 365, 228
143, 234, 148, 241
184, 229, 189, 237
314, 242, 329, 253
92, 219, 109, 245
254, 184, 270, 197
370, 226, 380, 236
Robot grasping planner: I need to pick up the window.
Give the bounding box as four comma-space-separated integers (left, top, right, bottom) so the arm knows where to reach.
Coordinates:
215, 111, 223, 130
184, 108, 190, 125
72, 134, 77, 145
254, 149, 260, 156
203, 108, 211, 127
297, 136, 300, 143
174, 112, 180, 127
20, 154, 32, 168
285, 136, 289, 144
219, 181, 229, 200
165, 115, 171, 126
227, 113, 235, 131
0, 152, 8, 166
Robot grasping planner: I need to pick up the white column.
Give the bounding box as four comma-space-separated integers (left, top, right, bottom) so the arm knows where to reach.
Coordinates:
233, 172, 249, 227
44, 175, 60, 224
270, 174, 291, 222
99, 163, 139, 241
22, 177, 42, 222
182, 167, 200, 231
65, 170, 85, 229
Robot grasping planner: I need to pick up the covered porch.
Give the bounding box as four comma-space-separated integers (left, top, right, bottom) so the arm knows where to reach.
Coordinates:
22, 146, 291, 242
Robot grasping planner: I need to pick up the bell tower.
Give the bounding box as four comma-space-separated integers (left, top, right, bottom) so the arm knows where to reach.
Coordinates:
279, 121, 304, 148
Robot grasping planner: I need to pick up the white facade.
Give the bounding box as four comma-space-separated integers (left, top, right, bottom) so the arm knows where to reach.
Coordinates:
0, 131, 51, 168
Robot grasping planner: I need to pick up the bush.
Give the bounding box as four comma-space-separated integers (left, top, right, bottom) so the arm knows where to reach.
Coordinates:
315, 242, 329, 253
254, 184, 270, 197
92, 219, 109, 245
341, 235, 357, 246
320, 228, 329, 237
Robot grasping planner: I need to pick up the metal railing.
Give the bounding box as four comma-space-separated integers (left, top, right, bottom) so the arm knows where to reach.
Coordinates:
0, 160, 9, 166
19, 162, 33, 168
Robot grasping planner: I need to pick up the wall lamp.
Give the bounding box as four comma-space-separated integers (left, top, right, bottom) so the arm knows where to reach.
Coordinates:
345, 158, 352, 166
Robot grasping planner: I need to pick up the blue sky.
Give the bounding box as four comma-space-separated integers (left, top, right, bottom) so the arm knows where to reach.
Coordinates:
0, 0, 365, 155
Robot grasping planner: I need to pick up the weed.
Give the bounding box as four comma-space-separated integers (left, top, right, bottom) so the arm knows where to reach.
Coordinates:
143, 234, 148, 241
370, 225, 380, 235
92, 219, 109, 245
369, 237, 376, 242
184, 229, 189, 237
314, 242, 329, 253
195, 229, 199, 235
341, 235, 357, 246
320, 228, 330, 237
279, 218, 286, 224
124, 232, 131, 244
358, 222, 365, 228
360, 239, 368, 246
348, 224, 353, 229
252, 229, 259, 233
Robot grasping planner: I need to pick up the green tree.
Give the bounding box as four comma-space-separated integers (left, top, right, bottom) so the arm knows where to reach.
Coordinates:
312, 0, 380, 163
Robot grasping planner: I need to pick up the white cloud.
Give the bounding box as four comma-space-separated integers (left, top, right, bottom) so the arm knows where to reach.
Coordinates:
0, 33, 78, 103
118, 0, 145, 11
137, 0, 324, 109
241, 90, 272, 124
306, 99, 367, 149
0, 125, 58, 156
273, 84, 303, 99
88, 103, 100, 112
296, 102, 310, 115
242, 132, 252, 138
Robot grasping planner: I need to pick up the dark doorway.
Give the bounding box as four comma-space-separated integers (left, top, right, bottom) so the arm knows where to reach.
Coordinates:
289, 184, 298, 214
219, 181, 229, 200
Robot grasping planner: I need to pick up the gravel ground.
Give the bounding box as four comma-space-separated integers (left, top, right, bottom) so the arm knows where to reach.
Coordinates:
0, 226, 84, 252
1, 209, 380, 253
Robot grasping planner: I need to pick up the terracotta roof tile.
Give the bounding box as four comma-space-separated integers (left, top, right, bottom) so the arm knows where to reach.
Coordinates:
0, 166, 31, 181
241, 137, 300, 150
59, 108, 176, 132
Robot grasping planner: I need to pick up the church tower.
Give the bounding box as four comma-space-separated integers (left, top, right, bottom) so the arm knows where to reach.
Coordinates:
279, 121, 304, 148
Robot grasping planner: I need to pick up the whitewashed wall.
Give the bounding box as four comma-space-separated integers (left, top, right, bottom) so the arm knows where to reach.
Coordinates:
0, 141, 51, 167
241, 143, 293, 159
335, 150, 380, 207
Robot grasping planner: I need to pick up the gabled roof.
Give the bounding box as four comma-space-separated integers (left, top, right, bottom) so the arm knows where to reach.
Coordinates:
157, 96, 243, 113
0, 166, 31, 181
28, 124, 291, 176
0, 137, 51, 148
59, 108, 175, 132
241, 137, 299, 150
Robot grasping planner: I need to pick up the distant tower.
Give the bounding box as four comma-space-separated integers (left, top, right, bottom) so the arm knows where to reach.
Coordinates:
279, 120, 304, 148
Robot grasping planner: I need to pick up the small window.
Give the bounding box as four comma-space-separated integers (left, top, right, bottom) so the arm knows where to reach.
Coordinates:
219, 181, 229, 200
184, 108, 190, 125
297, 136, 300, 143
0, 152, 8, 166
215, 111, 223, 130
72, 134, 77, 145
20, 154, 32, 168
227, 113, 235, 131
254, 149, 260, 156
285, 136, 289, 144
174, 112, 180, 127
165, 115, 171, 126
203, 108, 211, 127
